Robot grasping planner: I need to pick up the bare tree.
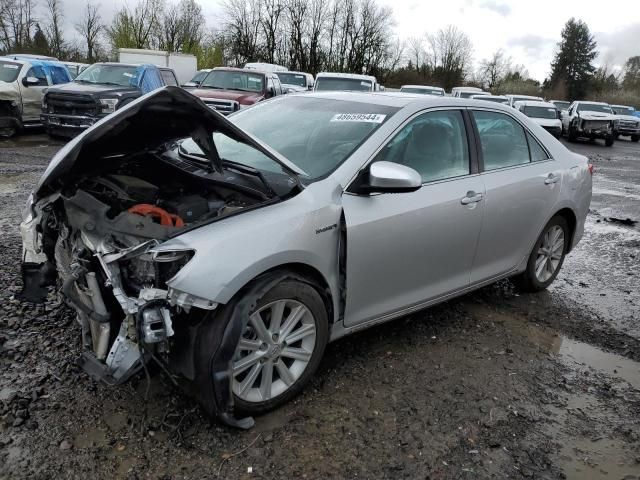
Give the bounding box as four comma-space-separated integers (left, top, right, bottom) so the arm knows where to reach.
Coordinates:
75, 1, 103, 62
44, 0, 65, 58
223, 0, 262, 65
427, 25, 473, 89
179, 0, 205, 52
478, 49, 511, 89
407, 36, 424, 71
260, 0, 284, 64
0, 0, 37, 53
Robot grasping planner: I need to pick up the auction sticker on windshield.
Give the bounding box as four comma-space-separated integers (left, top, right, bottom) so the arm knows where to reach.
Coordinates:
331, 113, 386, 123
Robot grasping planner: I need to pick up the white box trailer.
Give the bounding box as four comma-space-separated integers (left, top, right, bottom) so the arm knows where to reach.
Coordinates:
118, 48, 197, 85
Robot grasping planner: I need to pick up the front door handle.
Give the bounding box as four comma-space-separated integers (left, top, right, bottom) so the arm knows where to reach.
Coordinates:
461, 192, 483, 205
544, 173, 559, 185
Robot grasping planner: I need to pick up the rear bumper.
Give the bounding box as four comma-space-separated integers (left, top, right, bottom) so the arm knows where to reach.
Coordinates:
543, 125, 562, 137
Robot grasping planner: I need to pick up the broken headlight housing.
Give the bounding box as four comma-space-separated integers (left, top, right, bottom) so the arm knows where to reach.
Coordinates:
99, 98, 119, 114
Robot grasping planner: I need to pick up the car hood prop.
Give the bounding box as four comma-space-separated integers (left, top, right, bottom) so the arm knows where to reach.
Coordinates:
33, 86, 306, 199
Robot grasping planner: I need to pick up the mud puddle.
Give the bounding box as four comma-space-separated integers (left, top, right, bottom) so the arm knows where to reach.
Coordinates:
464, 302, 640, 479
0, 172, 33, 195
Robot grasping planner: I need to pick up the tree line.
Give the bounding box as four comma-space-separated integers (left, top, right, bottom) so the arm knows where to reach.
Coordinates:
1, 0, 639, 104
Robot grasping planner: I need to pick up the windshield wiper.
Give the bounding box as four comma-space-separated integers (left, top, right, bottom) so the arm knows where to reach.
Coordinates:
177, 145, 276, 198
95, 81, 125, 87
200, 85, 223, 89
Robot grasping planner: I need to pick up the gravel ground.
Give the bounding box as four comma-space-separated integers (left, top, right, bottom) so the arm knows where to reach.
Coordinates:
1, 133, 639, 479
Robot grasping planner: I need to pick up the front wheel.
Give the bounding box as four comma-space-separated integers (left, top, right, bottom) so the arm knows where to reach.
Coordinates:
513, 215, 569, 292
195, 275, 329, 417
631, 135, 639, 142
604, 135, 614, 147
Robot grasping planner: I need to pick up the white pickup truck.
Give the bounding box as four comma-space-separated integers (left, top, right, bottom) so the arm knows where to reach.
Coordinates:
611, 104, 640, 142
562, 101, 616, 147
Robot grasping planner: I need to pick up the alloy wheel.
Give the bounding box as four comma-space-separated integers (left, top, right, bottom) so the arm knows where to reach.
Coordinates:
232, 299, 317, 403
534, 225, 565, 283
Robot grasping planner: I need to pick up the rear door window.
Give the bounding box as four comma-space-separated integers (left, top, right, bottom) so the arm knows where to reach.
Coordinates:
51, 66, 70, 84
527, 132, 550, 162
472, 111, 530, 171
160, 69, 178, 86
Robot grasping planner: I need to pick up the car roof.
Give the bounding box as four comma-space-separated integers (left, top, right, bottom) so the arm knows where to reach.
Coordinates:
213, 66, 269, 75
506, 94, 542, 99
401, 85, 444, 90
514, 100, 556, 108
549, 99, 569, 103
472, 94, 507, 99
0, 56, 67, 69
316, 72, 377, 82
452, 86, 482, 91
611, 104, 632, 109
576, 101, 609, 106
299, 91, 520, 111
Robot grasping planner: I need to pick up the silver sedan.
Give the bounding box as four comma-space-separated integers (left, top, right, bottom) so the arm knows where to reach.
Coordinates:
20, 87, 592, 428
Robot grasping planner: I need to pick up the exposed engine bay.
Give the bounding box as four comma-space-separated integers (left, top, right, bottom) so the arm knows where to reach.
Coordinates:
33, 150, 272, 379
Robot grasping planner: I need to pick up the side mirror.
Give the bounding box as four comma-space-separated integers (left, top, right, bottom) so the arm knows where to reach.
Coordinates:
183, 82, 197, 88
308, 83, 314, 90
556, 110, 562, 119
22, 76, 40, 87
351, 161, 422, 194
267, 86, 276, 98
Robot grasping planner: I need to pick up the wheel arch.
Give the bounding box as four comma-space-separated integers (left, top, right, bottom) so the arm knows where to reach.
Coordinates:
554, 207, 577, 252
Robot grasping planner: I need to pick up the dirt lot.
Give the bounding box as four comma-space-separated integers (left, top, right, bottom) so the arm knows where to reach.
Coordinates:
1, 132, 639, 479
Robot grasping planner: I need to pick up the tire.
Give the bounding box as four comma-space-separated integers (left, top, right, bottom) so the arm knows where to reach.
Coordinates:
614, 133, 620, 139
567, 126, 578, 142
195, 274, 329, 417
631, 135, 639, 142
513, 215, 569, 293
604, 135, 614, 147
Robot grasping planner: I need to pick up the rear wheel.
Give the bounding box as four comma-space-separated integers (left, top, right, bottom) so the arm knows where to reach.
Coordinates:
605, 135, 614, 147
631, 135, 640, 142
513, 215, 569, 292
567, 126, 578, 142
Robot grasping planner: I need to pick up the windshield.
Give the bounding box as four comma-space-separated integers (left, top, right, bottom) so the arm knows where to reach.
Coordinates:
401, 87, 443, 96
552, 101, 570, 110
75, 64, 138, 86
577, 103, 613, 114
180, 96, 398, 180
65, 65, 79, 79
315, 77, 373, 92
201, 70, 264, 92
523, 106, 557, 119
277, 72, 307, 87
612, 106, 634, 115
191, 71, 209, 84
0, 61, 22, 83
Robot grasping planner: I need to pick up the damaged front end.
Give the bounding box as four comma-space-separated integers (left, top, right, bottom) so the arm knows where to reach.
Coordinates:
19, 86, 303, 428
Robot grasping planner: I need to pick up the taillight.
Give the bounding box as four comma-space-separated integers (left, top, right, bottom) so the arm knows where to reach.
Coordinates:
588, 164, 594, 175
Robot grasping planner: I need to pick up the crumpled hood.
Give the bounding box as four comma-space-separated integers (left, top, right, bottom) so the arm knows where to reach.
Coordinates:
190, 88, 263, 105
578, 111, 616, 121
0, 81, 21, 102
34, 86, 304, 199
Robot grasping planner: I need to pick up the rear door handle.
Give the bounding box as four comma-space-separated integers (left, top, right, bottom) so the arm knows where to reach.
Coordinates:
545, 173, 559, 185
461, 192, 483, 205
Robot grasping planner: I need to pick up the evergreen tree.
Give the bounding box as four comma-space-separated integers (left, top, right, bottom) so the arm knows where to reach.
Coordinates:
622, 56, 640, 91
32, 24, 50, 55
549, 18, 597, 100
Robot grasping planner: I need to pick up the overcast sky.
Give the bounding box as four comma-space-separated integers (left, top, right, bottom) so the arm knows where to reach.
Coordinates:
54, 0, 639, 81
